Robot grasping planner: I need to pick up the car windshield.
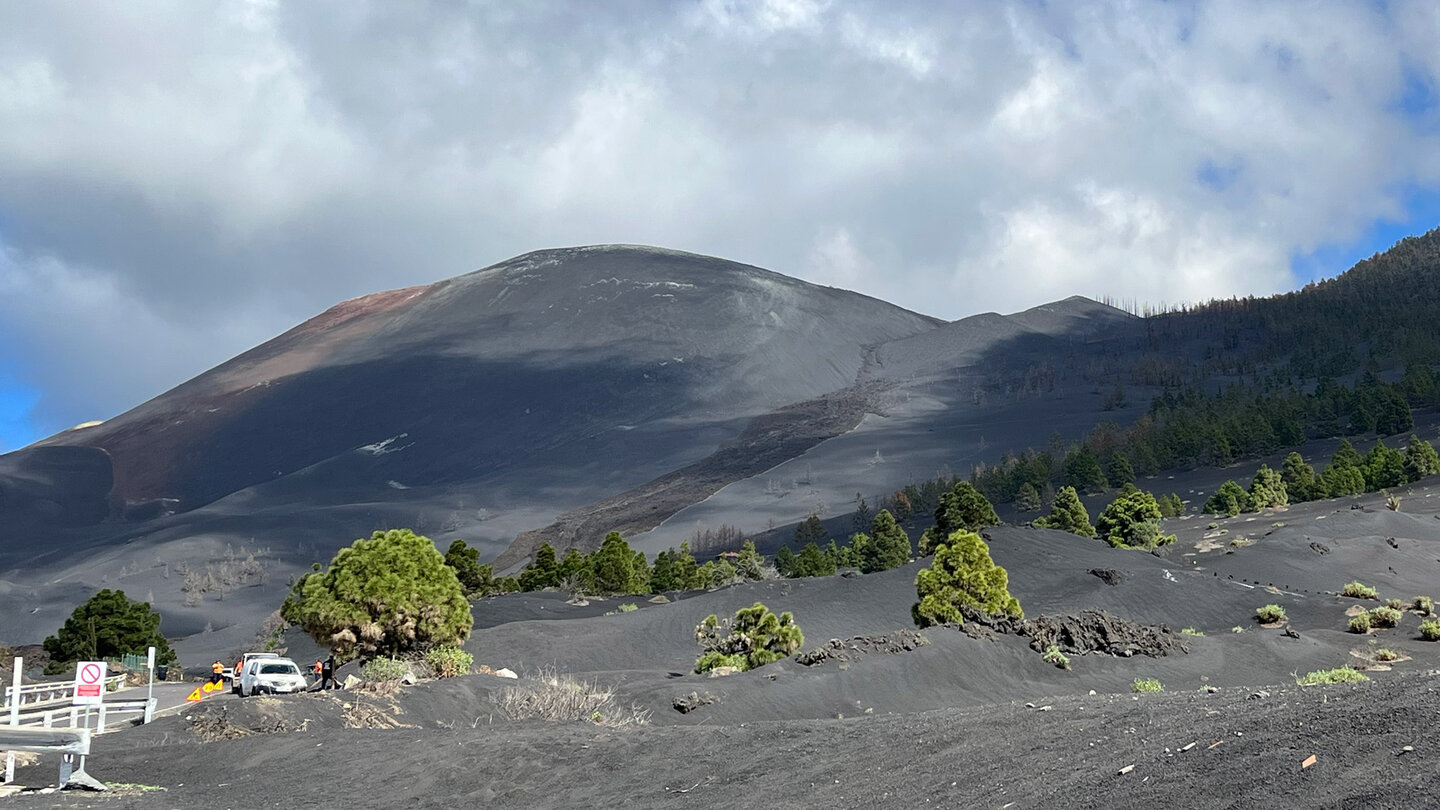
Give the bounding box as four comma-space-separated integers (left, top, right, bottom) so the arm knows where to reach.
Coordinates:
260, 664, 299, 675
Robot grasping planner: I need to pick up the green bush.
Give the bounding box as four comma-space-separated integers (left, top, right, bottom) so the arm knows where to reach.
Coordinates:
912, 530, 1022, 627
361, 657, 412, 682
1131, 678, 1164, 693
1370, 606, 1402, 628
694, 603, 804, 673
1348, 613, 1372, 633
1255, 604, 1287, 624
1419, 620, 1440, 641
290, 529, 472, 660
1385, 598, 1405, 611
1342, 581, 1378, 600
1181, 627, 1204, 637
425, 645, 474, 678
617, 603, 638, 613
1373, 648, 1400, 662
1042, 646, 1070, 670
1414, 596, 1434, 616
1296, 667, 1369, 685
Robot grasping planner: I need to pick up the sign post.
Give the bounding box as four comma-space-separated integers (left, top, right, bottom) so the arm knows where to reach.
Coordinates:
144, 647, 156, 724
71, 662, 105, 770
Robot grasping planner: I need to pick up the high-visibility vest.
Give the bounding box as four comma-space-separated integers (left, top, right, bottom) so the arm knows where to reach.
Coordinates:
212, 661, 223, 674
314, 661, 323, 675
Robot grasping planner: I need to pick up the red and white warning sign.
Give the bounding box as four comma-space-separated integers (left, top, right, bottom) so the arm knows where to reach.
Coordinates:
72, 661, 107, 706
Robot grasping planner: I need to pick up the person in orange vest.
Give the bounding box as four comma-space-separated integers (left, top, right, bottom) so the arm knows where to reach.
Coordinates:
313, 659, 323, 685
211, 660, 224, 685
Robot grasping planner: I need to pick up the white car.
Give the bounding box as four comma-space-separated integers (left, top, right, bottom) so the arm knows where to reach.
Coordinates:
238, 657, 309, 697
229, 652, 281, 695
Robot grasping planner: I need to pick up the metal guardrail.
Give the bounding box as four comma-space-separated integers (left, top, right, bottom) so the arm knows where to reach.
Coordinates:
0, 727, 92, 788
3, 674, 127, 714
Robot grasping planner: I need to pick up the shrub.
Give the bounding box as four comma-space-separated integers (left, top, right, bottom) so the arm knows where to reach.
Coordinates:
425, 645, 474, 678
42, 589, 179, 675
1256, 604, 1287, 624
1414, 596, 1434, 616
912, 530, 1022, 627
694, 602, 804, 673
1370, 606, 1402, 628
1131, 678, 1164, 693
1373, 648, 1400, 662
1181, 627, 1205, 637
1420, 620, 1440, 641
617, 602, 638, 613
1342, 581, 1378, 600
497, 669, 649, 727
1248, 465, 1288, 509
1230, 626, 1245, 634
1042, 646, 1070, 670
290, 529, 472, 659
1348, 613, 1372, 634
1385, 598, 1405, 611
1296, 667, 1370, 685
361, 657, 412, 682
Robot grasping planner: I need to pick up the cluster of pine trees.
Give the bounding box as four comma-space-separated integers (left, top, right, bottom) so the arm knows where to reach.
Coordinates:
1031, 484, 1177, 549
964, 371, 1424, 509
442, 532, 768, 598
1205, 435, 1440, 515
774, 509, 913, 577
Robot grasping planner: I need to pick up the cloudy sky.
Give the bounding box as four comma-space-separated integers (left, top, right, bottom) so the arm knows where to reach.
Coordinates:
2, 0, 1439, 451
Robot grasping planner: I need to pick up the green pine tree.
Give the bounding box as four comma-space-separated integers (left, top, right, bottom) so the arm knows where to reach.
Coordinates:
1249, 465, 1288, 509
1405, 434, 1440, 480
1096, 487, 1175, 549
1281, 452, 1320, 502
1203, 480, 1252, 516
919, 481, 1001, 555
1106, 452, 1135, 488
912, 530, 1023, 627
518, 542, 562, 591
1033, 485, 1096, 537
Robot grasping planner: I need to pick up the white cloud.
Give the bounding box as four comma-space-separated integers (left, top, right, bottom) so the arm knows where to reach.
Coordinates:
1, 0, 1439, 435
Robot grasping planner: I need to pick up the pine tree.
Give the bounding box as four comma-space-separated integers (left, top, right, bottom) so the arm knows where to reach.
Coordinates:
1015, 482, 1043, 512
1096, 486, 1175, 549
1204, 480, 1252, 516
795, 514, 827, 546
1405, 434, 1440, 480
589, 532, 648, 595
919, 481, 1001, 555
790, 541, 836, 578
519, 542, 562, 591
867, 509, 912, 572
1281, 452, 1320, 502
44, 589, 178, 675
1364, 439, 1408, 490
912, 530, 1022, 627
733, 539, 766, 581
1063, 447, 1108, 493
1106, 451, 1135, 488
774, 546, 795, 578
1249, 464, 1288, 509
443, 539, 495, 597
1033, 485, 1095, 537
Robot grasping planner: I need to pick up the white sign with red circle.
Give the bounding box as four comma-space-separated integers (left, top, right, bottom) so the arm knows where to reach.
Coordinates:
72, 661, 107, 706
